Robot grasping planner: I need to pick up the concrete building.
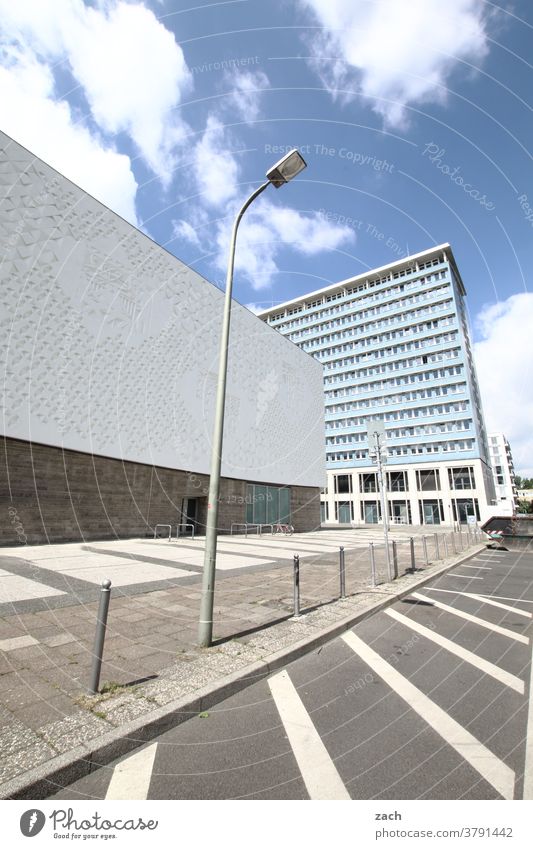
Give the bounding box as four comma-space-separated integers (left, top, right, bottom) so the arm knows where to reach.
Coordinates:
259, 244, 495, 526
488, 432, 518, 514
0, 132, 325, 545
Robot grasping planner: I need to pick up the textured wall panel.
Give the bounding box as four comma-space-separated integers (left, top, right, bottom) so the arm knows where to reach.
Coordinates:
0, 133, 325, 488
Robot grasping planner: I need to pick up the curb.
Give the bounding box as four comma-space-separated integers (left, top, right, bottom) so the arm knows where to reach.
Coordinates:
2, 544, 485, 799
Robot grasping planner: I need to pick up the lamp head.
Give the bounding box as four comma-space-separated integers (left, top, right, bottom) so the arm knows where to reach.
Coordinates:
266, 148, 307, 188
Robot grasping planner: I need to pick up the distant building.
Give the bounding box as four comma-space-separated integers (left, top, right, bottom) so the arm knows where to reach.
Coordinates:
259, 244, 496, 526
517, 489, 533, 503
0, 132, 325, 544
488, 433, 518, 513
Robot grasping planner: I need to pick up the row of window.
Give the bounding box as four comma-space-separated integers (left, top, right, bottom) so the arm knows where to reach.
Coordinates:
267, 257, 446, 323
326, 440, 475, 462
332, 467, 476, 494
326, 382, 467, 412
324, 346, 460, 377
315, 330, 459, 366
279, 277, 449, 332
326, 420, 472, 445
322, 497, 480, 525
325, 401, 470, 429
301, 315, 455, 355
325, 366, 464, 399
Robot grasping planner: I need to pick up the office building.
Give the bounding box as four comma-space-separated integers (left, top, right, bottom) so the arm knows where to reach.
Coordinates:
0, 132, 325, 545
488, 432, 518, 513
259, 244, 495, 526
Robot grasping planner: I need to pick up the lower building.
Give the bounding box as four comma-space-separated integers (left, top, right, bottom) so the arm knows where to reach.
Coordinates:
0, 132, 325, 545
488, 432, 518, 514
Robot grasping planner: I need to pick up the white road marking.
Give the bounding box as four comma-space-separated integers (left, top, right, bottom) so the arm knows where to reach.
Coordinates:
458, 565, 492, 570
427, 588, 533, 607
524, 641, 533, 799
268, 669, 350, 800
429, 590, 532, 619
342, 630, 515, 799
412, 593, 530, 644
105, 744, 158, 800
449, 573, 483, 579
386, 608, 524, 694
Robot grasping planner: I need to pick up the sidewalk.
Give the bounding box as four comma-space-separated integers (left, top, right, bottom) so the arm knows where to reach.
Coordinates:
0, 528, 484, 798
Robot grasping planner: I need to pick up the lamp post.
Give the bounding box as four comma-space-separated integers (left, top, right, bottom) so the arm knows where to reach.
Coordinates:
198, 149, 307, 648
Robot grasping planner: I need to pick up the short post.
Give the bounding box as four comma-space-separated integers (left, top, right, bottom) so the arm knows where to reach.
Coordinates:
409, 537, 415, 573
443, 535, 448, 558
422, 534, 429, 565
339, 546, 346, 598
451, 532, 457, 554
293, 554, 300, 618
392, 540, 398, 579
434, 532, 440, 560
88, 579, 112, 695
369, 541, 377, 587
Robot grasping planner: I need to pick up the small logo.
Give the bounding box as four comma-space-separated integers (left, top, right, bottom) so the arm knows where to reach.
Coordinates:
20, 810, 46, 837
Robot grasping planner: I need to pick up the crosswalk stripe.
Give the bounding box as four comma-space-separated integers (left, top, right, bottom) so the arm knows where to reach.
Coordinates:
411, 593, 530, 644
386, 608, 524, 694
105, 743, 158, 800
426, 589, 532, 618
341, 630, 515, 799
268, 670, 350, 800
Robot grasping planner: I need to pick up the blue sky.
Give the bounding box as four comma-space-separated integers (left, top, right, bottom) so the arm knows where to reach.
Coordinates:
0, 0, 532, 471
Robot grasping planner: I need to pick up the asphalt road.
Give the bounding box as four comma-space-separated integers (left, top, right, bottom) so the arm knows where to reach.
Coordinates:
49, 547, 533, 800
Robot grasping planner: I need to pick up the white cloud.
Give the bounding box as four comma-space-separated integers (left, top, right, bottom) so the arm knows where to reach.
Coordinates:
299, 0, 488, 126
211, 196, 356, 289
193, 115, 240, 207
473, 293, 533, 476
172, 218, 202, 250
221, 69, 270, 124
0, 46, 138, 223
0, 0, 192, 185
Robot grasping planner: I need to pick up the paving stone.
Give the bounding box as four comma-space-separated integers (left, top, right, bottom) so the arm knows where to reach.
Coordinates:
0, 739, 57, 784
39, 711, 111, 754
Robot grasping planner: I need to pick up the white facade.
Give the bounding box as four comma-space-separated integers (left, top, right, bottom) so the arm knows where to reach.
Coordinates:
0, 131, 325, 489
488, 432, 518, 513
259, 245, 495, 525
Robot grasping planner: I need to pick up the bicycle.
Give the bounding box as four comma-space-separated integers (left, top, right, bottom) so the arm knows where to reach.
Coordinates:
274, 523, 294, 535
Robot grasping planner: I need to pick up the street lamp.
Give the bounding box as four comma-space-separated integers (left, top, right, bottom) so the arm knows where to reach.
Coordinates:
198, 148, 307, 648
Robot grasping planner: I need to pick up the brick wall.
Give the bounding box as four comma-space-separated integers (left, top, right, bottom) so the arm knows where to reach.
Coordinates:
0, 437, 320, 545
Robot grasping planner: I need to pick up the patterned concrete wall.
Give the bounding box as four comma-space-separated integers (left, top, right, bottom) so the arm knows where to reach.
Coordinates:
0, 132, 325, 491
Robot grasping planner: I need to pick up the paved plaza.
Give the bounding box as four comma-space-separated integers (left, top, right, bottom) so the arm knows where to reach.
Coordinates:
0, 525, 481, 795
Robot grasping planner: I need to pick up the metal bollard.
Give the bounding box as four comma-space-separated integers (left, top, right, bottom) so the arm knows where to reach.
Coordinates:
422, 535, 429, 565
434, 533, 440, 560
369, 542, 377, 587
88, 579, 112, 695
339, 546, 346, 598
293, 554, 301, 618
409, 537, 415, 573
392, 541, 398, 579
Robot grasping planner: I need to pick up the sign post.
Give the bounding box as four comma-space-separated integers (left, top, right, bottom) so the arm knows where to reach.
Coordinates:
367, 419, 392, 581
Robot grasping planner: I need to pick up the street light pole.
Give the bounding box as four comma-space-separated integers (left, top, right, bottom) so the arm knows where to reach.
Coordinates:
198, 149, 307, 648
374, 433, 392, 581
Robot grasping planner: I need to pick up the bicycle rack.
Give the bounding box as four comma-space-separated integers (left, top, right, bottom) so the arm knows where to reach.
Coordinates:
154, 524, 172, 541
176, 523, 195, 540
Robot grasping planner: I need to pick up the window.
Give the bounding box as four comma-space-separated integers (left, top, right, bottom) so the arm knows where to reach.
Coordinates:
418, 499, 444, 524
387, 471, 407, 492
334, 474, 352, 494
416, 469, 441, 491
448, 467, 476, 490
245, 484, 290, 524
360, 473, 378, 493
335, 501, 353, 523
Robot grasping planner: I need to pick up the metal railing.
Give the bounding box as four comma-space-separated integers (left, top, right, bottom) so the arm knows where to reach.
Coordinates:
176, 523, 195, 540
153, 524, 172, 541
230, 522, 274, 536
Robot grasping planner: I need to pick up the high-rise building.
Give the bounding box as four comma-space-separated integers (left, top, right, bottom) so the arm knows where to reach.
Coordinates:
488, 433, 518, 513
259, 244, 496, 526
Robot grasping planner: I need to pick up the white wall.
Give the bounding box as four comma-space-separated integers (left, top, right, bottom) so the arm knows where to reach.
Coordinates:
0, 132, 325, 488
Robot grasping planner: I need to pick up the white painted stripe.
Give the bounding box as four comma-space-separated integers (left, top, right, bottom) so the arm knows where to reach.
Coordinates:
524, 642, 533, 799
0, 635, 39, 651
386, 608, 524, 694
459, 565, 492, 570
342, 630, 515, 799
105, 744, 157, 800
449, 573, 483, 579
427, 588, 533, 608
412, 593, 530, 644
268, 670, 350, 800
